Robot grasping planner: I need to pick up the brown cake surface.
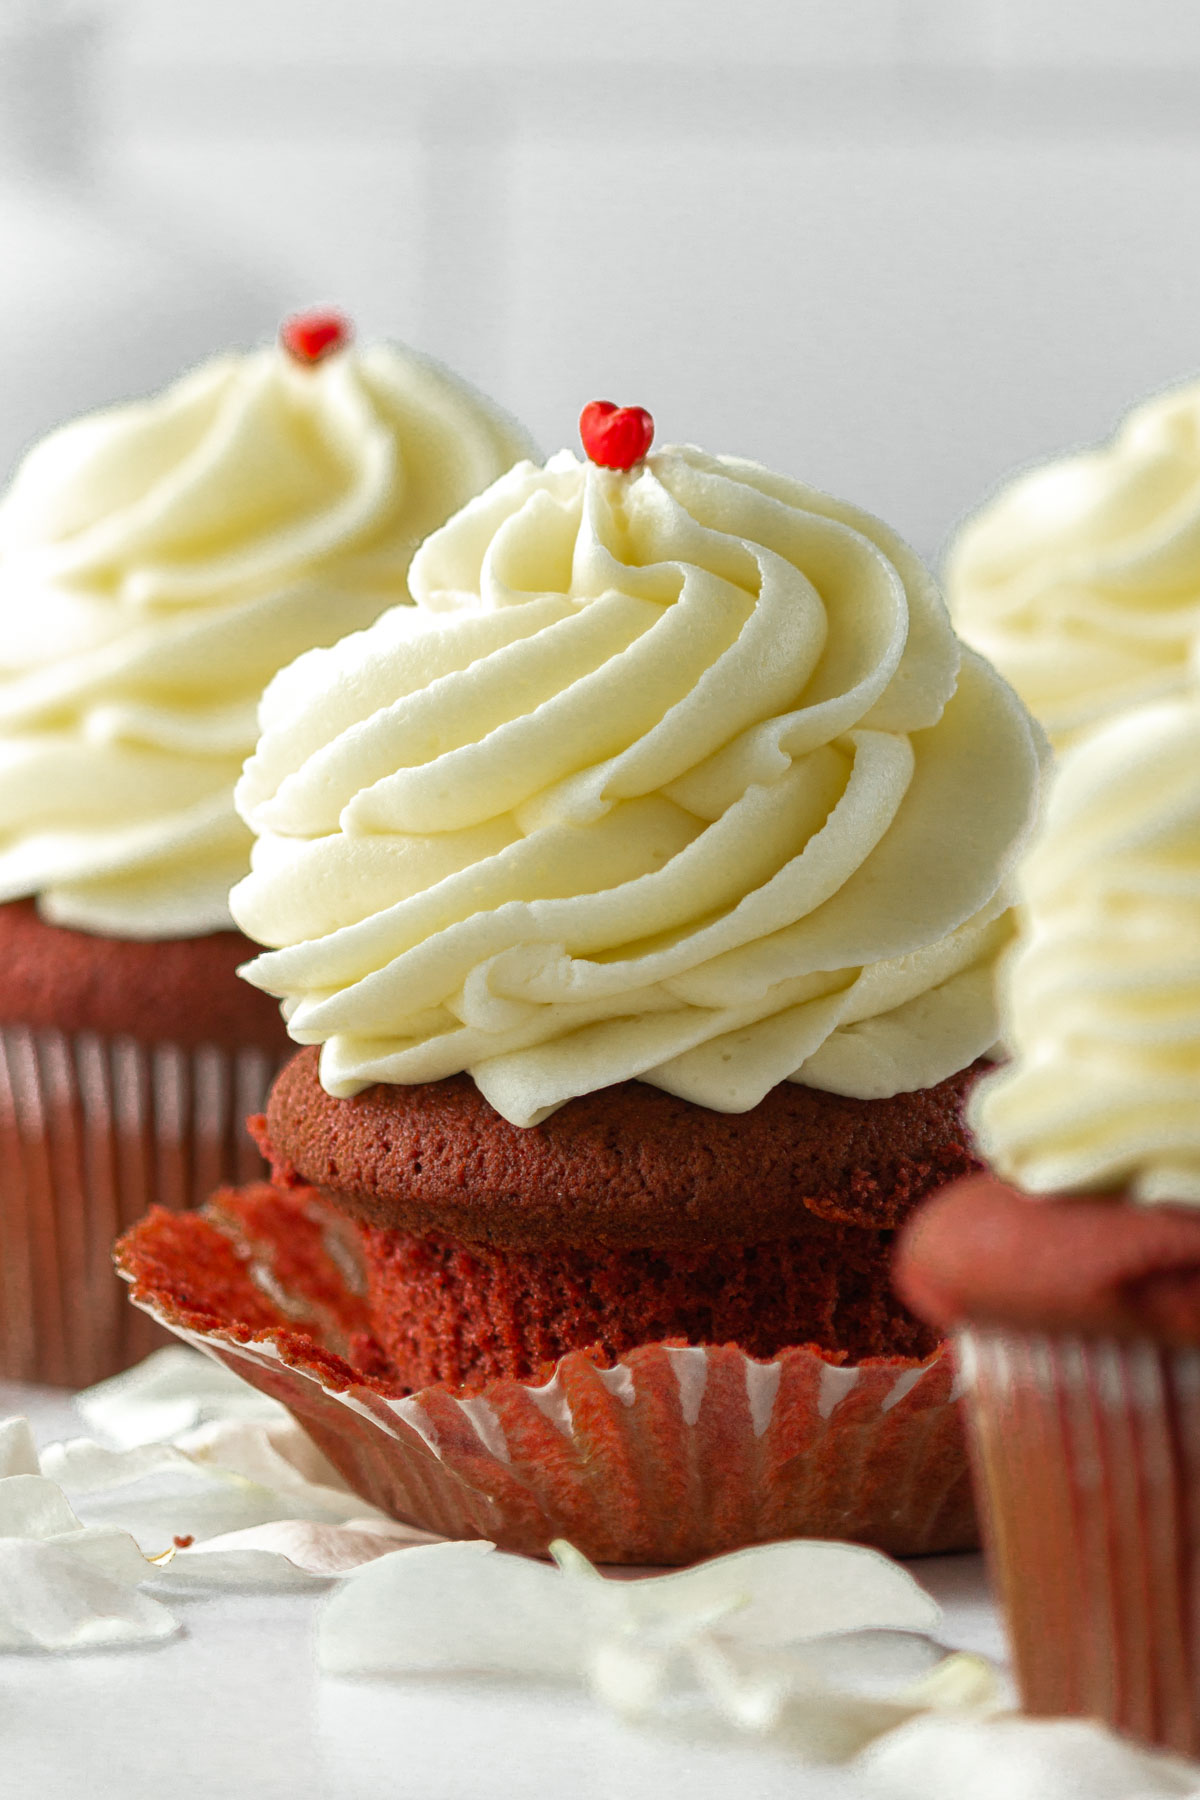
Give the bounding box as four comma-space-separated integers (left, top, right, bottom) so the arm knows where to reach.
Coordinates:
896, 1174, 1200, 1346
255, 1048, 983, 1386
0, 898, 291, 1051
264, 1046, 986, 1250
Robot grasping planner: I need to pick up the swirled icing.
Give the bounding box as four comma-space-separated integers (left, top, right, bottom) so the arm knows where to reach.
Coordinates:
0, 340, 535, 937
233, 445, 1046, 1126
947, 378, 1200, 747
972, 693, 1200, 1204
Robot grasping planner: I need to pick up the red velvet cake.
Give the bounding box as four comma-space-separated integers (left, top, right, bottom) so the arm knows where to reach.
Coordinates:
119, 1047, 990, 1563
0, 899, 291, 1051
0, 317, 534, 1386
896, 1177, 1200, 1757
130, 410, 1046, 1559
894, 692, 1200, 1757
0, 901, 291, 1387
897, 1175, 1200, 1347
259, 1046, 980, 1391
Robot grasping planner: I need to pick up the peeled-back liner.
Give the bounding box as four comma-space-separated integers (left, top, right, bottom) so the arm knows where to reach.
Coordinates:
116, 1182, 976, 1565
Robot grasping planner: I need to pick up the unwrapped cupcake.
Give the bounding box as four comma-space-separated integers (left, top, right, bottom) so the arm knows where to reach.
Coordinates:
120, 402, 1046, 1563
0, 312, 534, 1384
946, 377, 1200, 748
896, 691, 1200, 1755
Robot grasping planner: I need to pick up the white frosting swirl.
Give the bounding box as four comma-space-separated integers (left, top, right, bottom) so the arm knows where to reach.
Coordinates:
972, 694, 1200, 1204
947, 379, 1200, 747
0, 341, 535, 937
233, 446, 1046, 1126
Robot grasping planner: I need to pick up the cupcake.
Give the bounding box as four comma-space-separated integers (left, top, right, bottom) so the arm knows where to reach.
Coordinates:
0, 312, 535, 1385
946, 377, 1200, 748
122, 401, 1045, 1563
896, 693, 1200, 1755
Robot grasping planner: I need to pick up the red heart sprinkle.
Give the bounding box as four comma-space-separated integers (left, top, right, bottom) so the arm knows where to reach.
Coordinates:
279, 309, 352, 365
579, 401, 655, 471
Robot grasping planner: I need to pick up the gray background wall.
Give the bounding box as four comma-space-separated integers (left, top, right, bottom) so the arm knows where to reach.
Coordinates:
5, 0, 1200, 562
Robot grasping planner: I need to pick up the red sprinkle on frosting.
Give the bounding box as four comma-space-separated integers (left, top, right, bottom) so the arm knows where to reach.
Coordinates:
579, 401, 655, 471
280, 309, 352, 365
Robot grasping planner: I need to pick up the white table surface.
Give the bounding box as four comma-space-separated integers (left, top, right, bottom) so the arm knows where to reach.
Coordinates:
0, 1379, 1012, 1800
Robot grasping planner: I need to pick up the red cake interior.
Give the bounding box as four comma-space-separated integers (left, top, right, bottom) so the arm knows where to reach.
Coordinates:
359, 1213, 940, 1389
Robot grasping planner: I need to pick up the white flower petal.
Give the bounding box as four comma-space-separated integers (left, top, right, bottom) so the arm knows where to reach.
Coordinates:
858, 1714, 1200, 1800
793, 1628, 964, 1698
42, 1441, 304, 1550
319, 1532, 977, 1764
553, 1537, 941, 1646
158, 1518, 435, 1589
41, 1437, 202, 1496
688, 1637, 999, 1762
0, 1473, 87, 1540
43, 1526, 159, 1590
0, 1474, 165, 1591
587, 1635, 673, 1719
77, 1346, 285, 1448
899, 1652, 1002, 1715
44, 1415, 393, 1560
152, 1547, 332, 1592
775, 1684, 952, 1763
0, 1540, 178, 1652
318, 1541, 585, 1680
0, 1417, 40, 1478
173, 1419, 390, 1524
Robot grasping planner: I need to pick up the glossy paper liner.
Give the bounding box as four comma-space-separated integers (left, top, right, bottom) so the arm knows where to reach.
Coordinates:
116, 1183, 977, 1565
959, 1328, 1200, 1758
0, 1026, 284, 1388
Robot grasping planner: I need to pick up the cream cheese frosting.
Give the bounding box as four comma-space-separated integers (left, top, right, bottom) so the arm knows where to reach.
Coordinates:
0, 338, 535, 937
946, 378, 1200, 747
971, 693, 1200, 1204
233, 444, 1046, 1126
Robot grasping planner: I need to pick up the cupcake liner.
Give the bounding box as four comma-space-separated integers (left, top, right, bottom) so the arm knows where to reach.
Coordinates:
958, 1327, 1200, 1757
116, 1183, 977, 1565
0, 1026, 284, 1388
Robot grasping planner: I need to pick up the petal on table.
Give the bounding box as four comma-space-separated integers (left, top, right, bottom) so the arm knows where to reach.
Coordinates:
857, 1713, 1200, 1800
77, 1345, 285, 1448
0, 1418, 40, 1478
551, 1537, 942, 1644
318, 1541, 584, 1680
156, 1517, 437, 1589
0, 1540, 178, 1652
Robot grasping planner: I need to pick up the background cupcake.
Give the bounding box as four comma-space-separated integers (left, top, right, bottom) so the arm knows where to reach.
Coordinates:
133, 403, 1049, 1563
896, 691, 1200, 1755
945, 378, 1200, 748
0, 313, 535, 1385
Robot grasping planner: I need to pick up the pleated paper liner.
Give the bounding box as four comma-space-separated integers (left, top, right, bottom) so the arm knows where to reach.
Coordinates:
959, 1328, 1200, 1760
116, 1182, 977, 1565
0, 1027, 285, 1388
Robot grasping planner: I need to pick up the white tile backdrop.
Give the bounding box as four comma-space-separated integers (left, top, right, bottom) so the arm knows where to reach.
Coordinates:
4, 0, 1200, 559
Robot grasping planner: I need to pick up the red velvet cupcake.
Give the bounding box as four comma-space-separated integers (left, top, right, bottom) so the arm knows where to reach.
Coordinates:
0, 900, 289, 1385
896, 694, 1200, 1756
260, 1049, 978, 1392
134, 409, 1044, 1560
0, 316, 535, 1385
118, 1054, 986, 1563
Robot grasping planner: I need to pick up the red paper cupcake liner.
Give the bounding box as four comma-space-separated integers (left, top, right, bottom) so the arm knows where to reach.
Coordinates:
116, 1182, 977, 1565
0, 1027, 285, 1387
959, 1327, 1200, 1758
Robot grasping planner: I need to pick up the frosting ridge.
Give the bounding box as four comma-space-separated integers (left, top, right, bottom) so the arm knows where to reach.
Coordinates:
972, 693, 1200, 1204
233, 446, 1045, 1125
946, 379, 1200, 747
0, 341, 535, 936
